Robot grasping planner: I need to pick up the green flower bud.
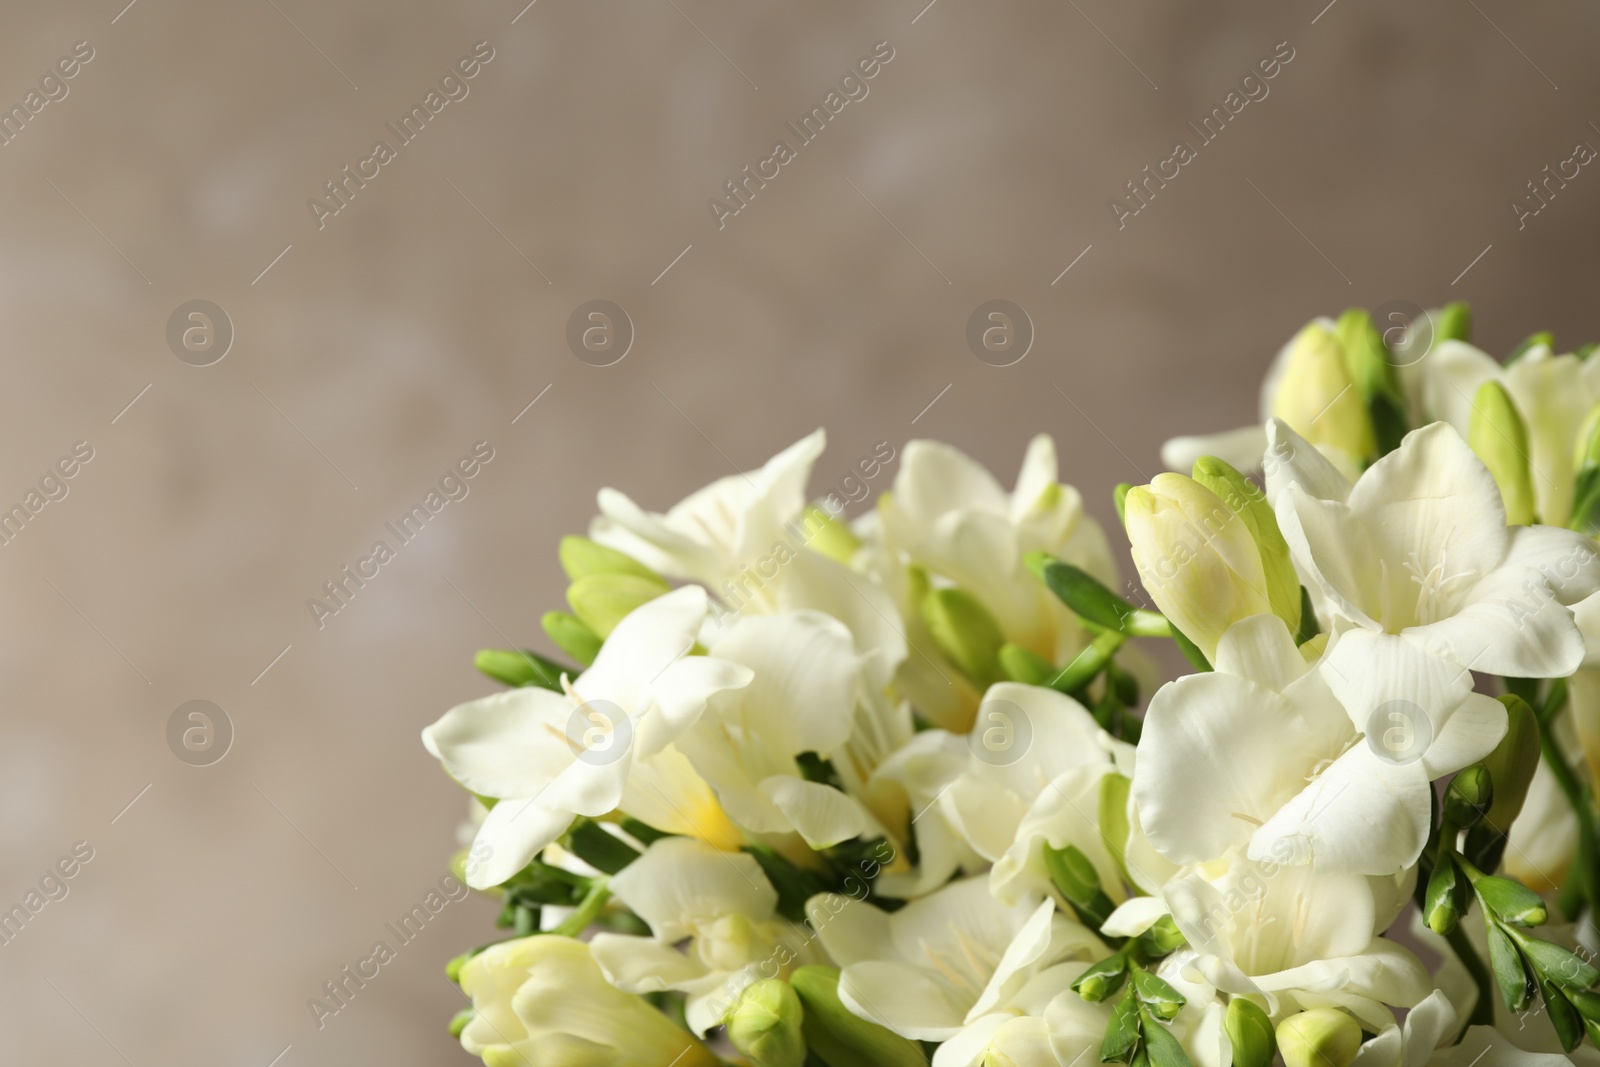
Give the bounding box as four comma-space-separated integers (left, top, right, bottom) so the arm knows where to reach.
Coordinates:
1435, 302, 1472, 344
1125, 475, 1272, 663
1225, 999, 1276, 1067
1336, 308, 1407, 456
920, 586, 1005, 690
1472, 874, 1548, 927
1272, 320, 1374, 465
1482, 695, 1541, 830
789, 966, 925, 1067
449, 1007, 474, 1038
1424, 858, 1461, 935
558, 535, 664, 583
1136, 915, 1187, 959
566, 572, 670, 638
446, 950, 472, 984
541, 610, 603, 666
998, 642, 1054, 685
1468, 381, 1537, 525
1508, 331, 1555, 365
1276, 1009, 1361, 1067
1132, 967, 1185, 1021
1569, 402, 1600, 535
1444, 764, 1494, 829
799, 505, 862, 565
1514, 934, 1598, 989
1191, 455, 1301, 634
1043, 843, 1115, 927
1073, 953, 1129, 1002
1114, 483, 1133, 526
1486, 923, 1535, 1012
724, 979, 806, 1067
473, 648, 567, 691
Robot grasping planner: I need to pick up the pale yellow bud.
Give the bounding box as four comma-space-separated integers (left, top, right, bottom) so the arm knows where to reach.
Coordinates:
1126, 473, 1272, 662
1272, 320, 1374, 466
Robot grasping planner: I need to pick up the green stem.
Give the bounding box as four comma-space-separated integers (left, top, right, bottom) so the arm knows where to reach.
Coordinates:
1538, 720, 1600, 912
551, 879, 611, 938
1445, 923, 1496, 1033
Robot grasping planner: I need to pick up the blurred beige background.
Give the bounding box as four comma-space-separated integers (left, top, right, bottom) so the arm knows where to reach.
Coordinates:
3, 0, 1599, 1062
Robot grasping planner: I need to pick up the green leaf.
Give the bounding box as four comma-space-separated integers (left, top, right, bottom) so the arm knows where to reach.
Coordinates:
563, 820, 640, 875
474, 647, 569, 691
1026, 553, 1168, 637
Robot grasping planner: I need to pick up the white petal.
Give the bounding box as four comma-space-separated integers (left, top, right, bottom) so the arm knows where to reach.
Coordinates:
1502, 524, 1600, 605
895, 439, 1011, 523
1346, 422, 1509, 629
579, 585, 711, 711
589, 932, 709, 993
1505, 351, 1590, 524
1410, 568, 1585, 678
1135, 672, 1353, 865
637, 655, 753, 756
609, 837, 777, 941
1416, 341, 1500, 438
1162, 425, 1269, 474
467, 797, 574, 888
1249, 745, 1432, 875
839, 960, 970, 1040
423, 687, 573, 798
1274, 487, 1382, 629
1264, 419, 1353, 506
707, 610, 860, 756
759, 775, 874, 848
1434, 1027, 1572, 1067
1100, 895, 1171, 938
1010, 434, 1060, 521
592, 485, 723, 582
1319, 628, 1476, 741
1213, 613, 1313, 691
806, 892, 896, 967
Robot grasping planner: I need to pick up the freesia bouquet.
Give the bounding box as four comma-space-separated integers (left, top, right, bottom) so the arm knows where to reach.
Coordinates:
424, 305, 1600, 1067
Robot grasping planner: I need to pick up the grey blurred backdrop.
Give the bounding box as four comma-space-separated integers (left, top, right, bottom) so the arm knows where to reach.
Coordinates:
3, 1, 1598, 1063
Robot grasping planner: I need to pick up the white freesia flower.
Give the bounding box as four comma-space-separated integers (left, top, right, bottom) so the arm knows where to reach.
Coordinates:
457, 935, 719, 1067
933, 963, 1109, 1067
806, 877, 1104, 1042
677, 609, 882, 848
590, 837, 820, 1036
423, 586, 753, 888
1266, 419, 1600, 679
879, 435, 1117, 661
591, 429, 827, 607
1413, 340, 1600, 525
1158, 857, 1430, 1032
1134, 613, 1505, 874
867, 729, 989, 898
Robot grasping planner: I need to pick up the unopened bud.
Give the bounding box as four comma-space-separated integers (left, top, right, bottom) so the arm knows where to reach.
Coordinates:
1468, 381, 1536, 525
789, 966, 925, 1067
1277, 1009, 1361, 1067
541, 610, 603, 666
1073, 954, 1129, 1002
1445, 763, 1494, 829
1435, 302, 1472, 344
1272, 319, 1374, 465
474, 648, 565, 690
725, 979, 806, 1067
1424, 858, 1461, 936
1482, 695, 1541, 829
1336, 308, 1406, 456
1125, 474, 1272, 662
1224, 998, 1276, 1067
449, 1007, 474, 1038
1191, 455, 1301, 634
920, 586, 1005, 690
799, 505, 862, 565
559, 535, 663, 583
566, 572, 669, 638
1131, 967, 1185, 1020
